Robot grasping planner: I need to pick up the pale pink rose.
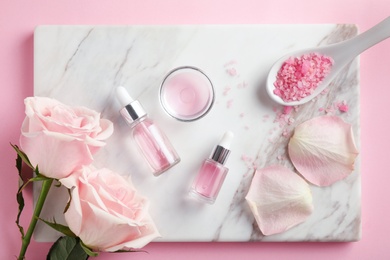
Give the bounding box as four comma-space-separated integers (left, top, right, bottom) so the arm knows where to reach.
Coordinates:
19, 97, 113, 179
60, 166, 160, 252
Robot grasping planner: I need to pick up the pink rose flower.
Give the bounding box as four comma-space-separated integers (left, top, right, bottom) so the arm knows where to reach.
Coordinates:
19, 97, 113, 179
60, 166, 160, 252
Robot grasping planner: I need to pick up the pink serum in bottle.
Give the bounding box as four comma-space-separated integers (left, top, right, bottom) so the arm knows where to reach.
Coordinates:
190, 131, 234, 204
116, 86, 180, 176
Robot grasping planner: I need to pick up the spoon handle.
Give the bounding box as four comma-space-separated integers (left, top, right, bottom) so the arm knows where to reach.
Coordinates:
333, 16, 390, 63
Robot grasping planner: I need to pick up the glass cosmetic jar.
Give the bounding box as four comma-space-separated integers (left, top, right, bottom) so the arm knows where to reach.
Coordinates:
160, 66, 215, 122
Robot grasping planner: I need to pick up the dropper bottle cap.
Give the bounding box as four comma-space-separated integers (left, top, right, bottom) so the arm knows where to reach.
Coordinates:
210, 131, 234, 165
116, 86, 147, 125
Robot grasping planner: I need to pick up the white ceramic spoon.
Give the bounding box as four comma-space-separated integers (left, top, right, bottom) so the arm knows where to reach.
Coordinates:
266, 16, 390, 106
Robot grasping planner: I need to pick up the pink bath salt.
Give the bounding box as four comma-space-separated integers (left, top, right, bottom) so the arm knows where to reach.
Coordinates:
224, 60, 237, 67
227, 99, 234, 108
237, 81, 248, 89
252, 162, 259, 170
325, 106, 336, 115
224, 60, 239, 77
273, 53, 334, 102
282, 129, 290, 137
241, 154, 253, 162
223, 87, 232, 96
321, 88, 329, 95
274, 108, 295, 128
337, 101, 349, 112
226, 67, 238, 76
282, 106, 293, 115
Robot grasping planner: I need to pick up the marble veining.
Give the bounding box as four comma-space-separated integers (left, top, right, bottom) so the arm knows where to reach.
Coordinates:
33, 24, 361, 242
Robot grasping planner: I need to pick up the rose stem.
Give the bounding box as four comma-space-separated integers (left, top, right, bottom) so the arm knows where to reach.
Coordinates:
18, 178, 53, 260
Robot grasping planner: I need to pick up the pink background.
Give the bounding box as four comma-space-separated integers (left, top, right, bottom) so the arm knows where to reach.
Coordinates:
1, 0, 389, 259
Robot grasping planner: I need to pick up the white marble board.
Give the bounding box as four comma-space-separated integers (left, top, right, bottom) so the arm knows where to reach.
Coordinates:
33, 25, 361, 242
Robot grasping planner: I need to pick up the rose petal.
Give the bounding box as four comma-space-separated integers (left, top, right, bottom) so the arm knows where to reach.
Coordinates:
245, 165, 313, 236
288, 115, 359, 186
20, 97, 114, 179
62, 166, 160, 251
20, 130, 93, 179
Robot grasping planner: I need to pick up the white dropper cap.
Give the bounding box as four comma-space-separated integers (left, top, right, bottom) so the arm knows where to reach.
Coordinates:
210, 131, 234, 164
218, 131, 234, 149
116, 86, 147, 125
116, 86, 134, 107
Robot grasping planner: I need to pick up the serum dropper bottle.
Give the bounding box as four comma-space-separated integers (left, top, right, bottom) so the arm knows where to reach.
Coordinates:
190, 131, 234, 204
116, 86, 180, 176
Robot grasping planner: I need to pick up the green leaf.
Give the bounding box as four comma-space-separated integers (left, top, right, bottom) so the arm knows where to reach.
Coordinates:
16, 189, 25, 238
10, 143, 34, 169
39, 218, 76, 238
13, 145, 25, 239
30, 174, 51, 182
80, 241, 99, 257
63, 188, 72, 214
15, 149, 23, 177
17, 174, 51, 194
47, 237, 90, 260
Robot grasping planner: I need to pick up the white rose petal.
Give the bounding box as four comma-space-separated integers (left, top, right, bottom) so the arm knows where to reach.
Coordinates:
245, 165, 313, 236
288, 115, 359, 186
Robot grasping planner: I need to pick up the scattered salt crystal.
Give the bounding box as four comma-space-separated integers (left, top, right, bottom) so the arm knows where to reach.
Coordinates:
224, 60, 237, 67
275, 110, 291, 127
325, 106, 336, 115
226, 68, 237, 76
321, 89, 329, 95
273, 53, 334, 102
237, 81, 248, 89
283, 106, 293, 115
268, 138, 275, 143
223, 87, 232, 96
224, 60, 239, 77
282, 129, 289, 137
339, 104, 349, 112
227, 99, 234, 108
337, 100, 349, 112
241, 154, 259, 170
241, 154, 253, 162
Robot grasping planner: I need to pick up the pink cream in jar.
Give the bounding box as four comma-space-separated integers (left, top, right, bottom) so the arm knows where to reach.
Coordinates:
160, 66, 215, 121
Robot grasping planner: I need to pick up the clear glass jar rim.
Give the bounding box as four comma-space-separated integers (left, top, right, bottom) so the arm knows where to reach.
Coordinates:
159, 66, 215, 122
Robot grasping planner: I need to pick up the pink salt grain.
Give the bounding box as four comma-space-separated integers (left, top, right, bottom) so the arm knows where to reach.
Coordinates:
237, 81, 248, 89
227, 99, 234, 108
226, 68, 237, 76
273, 53, 334, 102
337, 101, 349, 112
223, 87, 232, 96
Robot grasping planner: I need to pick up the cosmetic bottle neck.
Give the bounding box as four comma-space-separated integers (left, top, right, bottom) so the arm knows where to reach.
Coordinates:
120, 100, 148, 126
210, 145, 231, 165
